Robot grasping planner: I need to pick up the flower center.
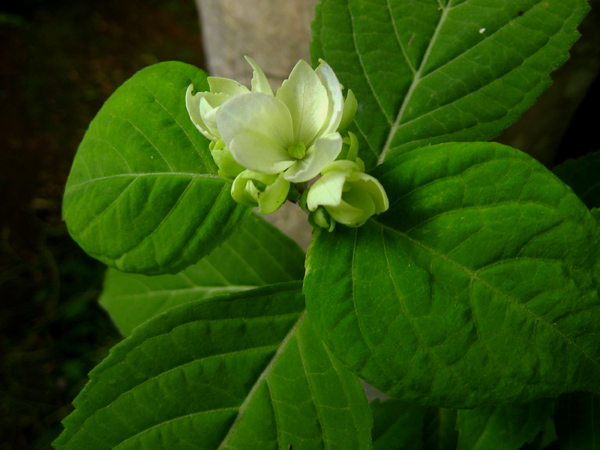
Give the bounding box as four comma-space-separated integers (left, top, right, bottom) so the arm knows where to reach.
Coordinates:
287, 142, 306, 160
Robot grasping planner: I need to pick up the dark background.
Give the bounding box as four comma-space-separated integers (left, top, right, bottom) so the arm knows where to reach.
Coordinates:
0, 0, 598, 449
0, 1, 205, 448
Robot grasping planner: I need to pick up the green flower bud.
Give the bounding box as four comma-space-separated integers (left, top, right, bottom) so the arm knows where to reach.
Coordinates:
307, 160, 389, 227
231, 170, 290, 215
308, 207, 336, 232
210, 140, 244, 181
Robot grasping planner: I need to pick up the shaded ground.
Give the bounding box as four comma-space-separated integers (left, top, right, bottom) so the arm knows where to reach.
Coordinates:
0, 1, 205, 448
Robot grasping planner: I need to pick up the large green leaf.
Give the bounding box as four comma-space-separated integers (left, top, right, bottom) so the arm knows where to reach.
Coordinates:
304, 142, 600, 408
311, 0, 589, 168
456, 400, 554, 450
553, 150, 600, 209
54, 283, 372, 450
555, 391, 600, 450
63, 62, 249, 275
371, 399, 427, 450
100, 214, 306, 336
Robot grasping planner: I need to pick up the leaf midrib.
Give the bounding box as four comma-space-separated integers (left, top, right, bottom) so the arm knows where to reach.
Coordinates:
64, 172, 221, 194
216, 310, 308, 450
378, 0, 452, 164
105, 285, 257, 299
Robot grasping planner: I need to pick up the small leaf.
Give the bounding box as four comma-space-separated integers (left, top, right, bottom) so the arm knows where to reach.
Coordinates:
456, 399, 554, 450
311, 0, 589, 168
54, 283, 373, 450
304, 142, 600, 407
371, 399, 427, 450
553, 150, 600, 209
63, 62, 249, 275
100, 213, 306, 336
555, 391, 600, 450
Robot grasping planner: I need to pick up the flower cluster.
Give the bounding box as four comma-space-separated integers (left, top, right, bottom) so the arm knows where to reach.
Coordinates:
186, 57, 388, 229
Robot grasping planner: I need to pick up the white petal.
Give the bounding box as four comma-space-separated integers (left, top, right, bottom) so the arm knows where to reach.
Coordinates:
186, 84, 216, 140
258, 174, 290, 214
245, 56, 273, 95
306, 171, 346, 210
315, 60, 344, 136
276, 60, 329, 145
229, 130, 294, 175
217, 93, 294, 149
283, 133, 343, 183
207, 77, 250, 96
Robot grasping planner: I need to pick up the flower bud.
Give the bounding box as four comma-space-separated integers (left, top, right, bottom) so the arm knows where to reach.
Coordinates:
209, 140, 244, 181
231, 170, 290, 215
308, 207, 336, 232
307, 160, 389, 227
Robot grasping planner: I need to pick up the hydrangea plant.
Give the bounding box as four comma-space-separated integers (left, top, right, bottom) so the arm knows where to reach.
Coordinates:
56, 0, 599, 449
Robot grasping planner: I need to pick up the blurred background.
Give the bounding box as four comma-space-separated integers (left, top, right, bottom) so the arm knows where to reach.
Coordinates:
0, 0, 598, 449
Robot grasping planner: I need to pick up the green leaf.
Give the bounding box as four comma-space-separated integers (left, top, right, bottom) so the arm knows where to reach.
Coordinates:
456, 399, 554, 450
63, 62, 249, 275
304, 142, 600, 408
422, 408, 458, 450
553, 150, 600, 209
100, 213, 306, 336
555, 391, 600, 450
371, 399, 427, 450
311, 0, 589, 169
54, 283, 373, 450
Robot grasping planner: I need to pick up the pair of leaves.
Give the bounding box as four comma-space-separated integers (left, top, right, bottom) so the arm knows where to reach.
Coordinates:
311, 0, 589, 169
55, 215, 373, 450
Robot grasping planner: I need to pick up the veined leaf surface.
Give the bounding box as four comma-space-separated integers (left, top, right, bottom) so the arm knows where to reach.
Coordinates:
100, 214, 305, 335
304, 142, 600, 407
55, 283, 372, 450
63, 62, 249, 275
311, 0, 589, 168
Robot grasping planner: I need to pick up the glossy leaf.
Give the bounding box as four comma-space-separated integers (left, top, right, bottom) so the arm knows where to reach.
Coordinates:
311, 0, 589, 168
553, 150, 600, 209
100, 214, 305, 335
456, 399, 554, 450
54, 283, 372, 450
371, 399, 427, 450
304, 142, 600, 408
555, 391, 600, 450
63, 62, 249, 275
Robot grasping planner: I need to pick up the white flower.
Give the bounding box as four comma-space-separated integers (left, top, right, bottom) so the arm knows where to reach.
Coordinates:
307, 160, 389, 227
215, 59, 346, 183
